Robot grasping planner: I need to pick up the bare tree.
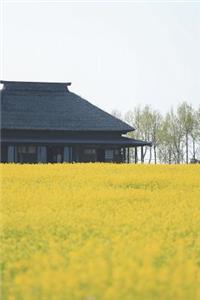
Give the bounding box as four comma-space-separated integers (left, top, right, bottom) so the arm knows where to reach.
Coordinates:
112, 102, 200, 164
177, 102, 194, 163
191, 107, 200, 160
111, 109, 123, 120
150, 110, 162, 164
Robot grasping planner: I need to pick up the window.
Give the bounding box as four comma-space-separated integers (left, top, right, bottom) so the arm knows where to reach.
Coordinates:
18, 146, 26, 153
82, 148, 97, 162
28, 146, 36, 154
105, 149, 114, 162
18, 146, 36, 154
84, 149, 96, 155
17, 145, 37, 163
114, 149, 119, 155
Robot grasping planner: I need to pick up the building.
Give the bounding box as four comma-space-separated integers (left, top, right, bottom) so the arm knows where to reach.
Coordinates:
0, 81, 151, 163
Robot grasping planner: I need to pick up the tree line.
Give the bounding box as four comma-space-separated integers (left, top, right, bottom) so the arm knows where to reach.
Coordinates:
111, 102, 200, 164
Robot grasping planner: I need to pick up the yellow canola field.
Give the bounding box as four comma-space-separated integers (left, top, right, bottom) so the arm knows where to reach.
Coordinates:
1, 164, 200, 300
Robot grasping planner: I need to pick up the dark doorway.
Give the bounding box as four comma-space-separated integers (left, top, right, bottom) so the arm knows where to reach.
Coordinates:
47, 146, 64, 163
0, 145, 7, 162
97, 148, 105, 162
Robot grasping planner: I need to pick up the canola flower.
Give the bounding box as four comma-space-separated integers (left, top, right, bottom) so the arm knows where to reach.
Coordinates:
1, 163, 200, 300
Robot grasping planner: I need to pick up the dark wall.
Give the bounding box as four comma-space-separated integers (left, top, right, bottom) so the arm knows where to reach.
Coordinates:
0, 145, 7, 162
1, 129, 123, 141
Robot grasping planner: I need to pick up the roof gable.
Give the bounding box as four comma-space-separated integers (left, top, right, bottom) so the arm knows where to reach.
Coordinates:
0, 81, 134, 132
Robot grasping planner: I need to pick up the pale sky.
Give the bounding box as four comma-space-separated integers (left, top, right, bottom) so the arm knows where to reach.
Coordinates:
1, 0, 200, 114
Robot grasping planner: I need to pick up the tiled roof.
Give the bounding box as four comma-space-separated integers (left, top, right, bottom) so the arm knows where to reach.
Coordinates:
0, 81, 134, 132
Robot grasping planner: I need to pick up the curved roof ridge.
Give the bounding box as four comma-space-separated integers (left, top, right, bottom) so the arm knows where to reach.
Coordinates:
0, 80, 71, 92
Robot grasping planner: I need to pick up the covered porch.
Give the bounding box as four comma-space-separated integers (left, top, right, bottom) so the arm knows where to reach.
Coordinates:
1, 136, 151, 163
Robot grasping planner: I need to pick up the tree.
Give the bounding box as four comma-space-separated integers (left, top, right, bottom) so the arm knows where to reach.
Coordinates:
125, 106, 153, 163
149, 110, 162, 164
191, 106, 200, 160
111, 109, 123, 120
112, 102, 200, 164
125, 106, 162, 163
177, 102, 194, 163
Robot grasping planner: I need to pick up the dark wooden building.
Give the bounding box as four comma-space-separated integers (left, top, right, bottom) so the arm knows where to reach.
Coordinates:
0, 81, 151, 163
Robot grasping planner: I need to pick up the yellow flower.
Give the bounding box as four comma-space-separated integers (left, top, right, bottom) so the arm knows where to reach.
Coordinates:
1, 163, 200, 300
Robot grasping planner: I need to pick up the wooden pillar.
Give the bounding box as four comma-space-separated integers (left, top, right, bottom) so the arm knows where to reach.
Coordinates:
63, 146, 73, 163
134, 147, 138, 164
123, 147, 125, 163
14, 146, 18, 162
8, 145, 15, 163
37, 146, 47, 163
141, 146, 144, 164
69, 146, 74, 163
120, 148, 123, 163
70, 146, 73, 162
128, 148, 130, 163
